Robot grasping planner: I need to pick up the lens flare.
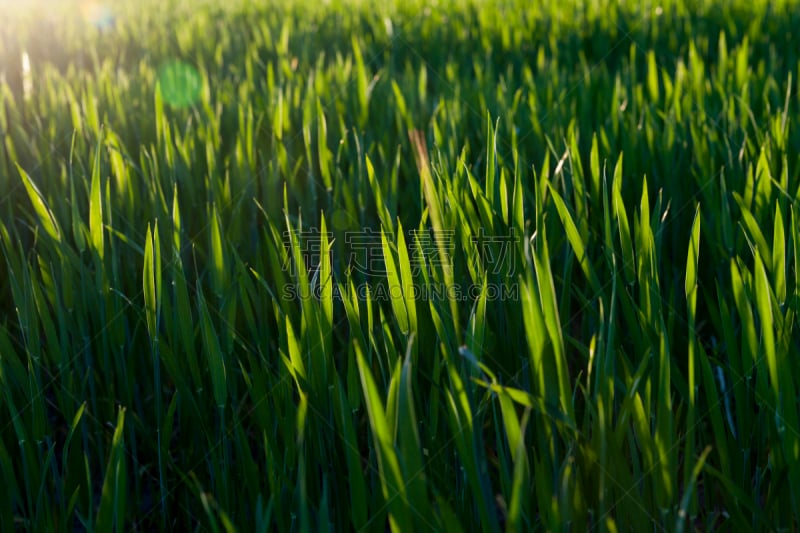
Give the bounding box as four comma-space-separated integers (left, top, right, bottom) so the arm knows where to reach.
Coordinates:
80, 2, 114, 30
157, 61, 202, 108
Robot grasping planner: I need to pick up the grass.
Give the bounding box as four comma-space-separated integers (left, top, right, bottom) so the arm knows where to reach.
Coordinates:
1, 0, 800, 529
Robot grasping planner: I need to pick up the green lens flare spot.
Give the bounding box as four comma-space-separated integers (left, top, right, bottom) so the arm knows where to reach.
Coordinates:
157, 61, 201, 108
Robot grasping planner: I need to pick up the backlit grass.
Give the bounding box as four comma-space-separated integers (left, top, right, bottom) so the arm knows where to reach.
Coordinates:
1, 0, 800, 530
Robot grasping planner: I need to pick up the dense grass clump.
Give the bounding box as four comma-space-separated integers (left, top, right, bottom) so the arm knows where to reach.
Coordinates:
2, 0, 800, 529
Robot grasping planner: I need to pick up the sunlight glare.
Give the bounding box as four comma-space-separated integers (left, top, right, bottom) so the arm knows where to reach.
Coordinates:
21, 51, 32, 101
80, 1, 114, 30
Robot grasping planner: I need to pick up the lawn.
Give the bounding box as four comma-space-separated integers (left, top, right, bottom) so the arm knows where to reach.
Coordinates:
1, 0, 800, 530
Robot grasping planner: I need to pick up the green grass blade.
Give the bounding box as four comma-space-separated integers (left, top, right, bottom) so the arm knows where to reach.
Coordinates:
95, 408, 127, 533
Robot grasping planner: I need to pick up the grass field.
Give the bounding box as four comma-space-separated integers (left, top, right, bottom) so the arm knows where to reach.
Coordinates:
1, 0, 800, 530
